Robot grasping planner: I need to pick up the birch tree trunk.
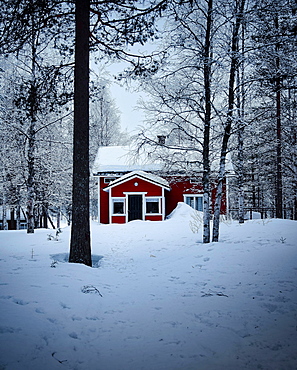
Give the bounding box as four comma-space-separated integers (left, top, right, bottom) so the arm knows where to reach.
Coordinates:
212, 0, 245, 242
69, 0, 92, 266
212, 127, 231, 242
238, 124, 245, 223
238, 24, 245, 224
202, 0, 213, 243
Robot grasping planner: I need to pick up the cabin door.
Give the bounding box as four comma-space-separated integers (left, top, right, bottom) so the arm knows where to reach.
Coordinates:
128, 195, 143, 221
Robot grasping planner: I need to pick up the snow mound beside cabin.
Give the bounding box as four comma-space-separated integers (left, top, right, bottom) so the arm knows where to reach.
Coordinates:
167, 201, 203, 223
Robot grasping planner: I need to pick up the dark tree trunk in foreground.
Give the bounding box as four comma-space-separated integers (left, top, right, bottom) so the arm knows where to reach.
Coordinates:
275, 16, 283, 218
69, 0, 92, 266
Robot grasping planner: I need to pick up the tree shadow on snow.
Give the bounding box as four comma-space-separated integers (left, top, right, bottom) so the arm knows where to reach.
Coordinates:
50, 253, 103, 268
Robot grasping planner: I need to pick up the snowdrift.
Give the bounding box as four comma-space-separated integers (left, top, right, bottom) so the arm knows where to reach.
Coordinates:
0, 212, 296, 370
166, 201, 203, 221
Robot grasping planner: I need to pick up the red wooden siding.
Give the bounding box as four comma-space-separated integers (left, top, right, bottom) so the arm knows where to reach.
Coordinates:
145, 214, 163, 221
165, 176, 226, 216
99, 177, 110, 224
111, 215, 126, 224
110, 177, 163, 197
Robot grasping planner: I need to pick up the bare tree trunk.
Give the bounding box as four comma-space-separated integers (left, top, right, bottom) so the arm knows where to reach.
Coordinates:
57, 206, 61, 229
238, 125, 244, 223
26, 10, 37, 234
275, 82, 283, 219
213, 0, 245, 242
69, 0, 92, 266
275, 16, 283, 218
42, 203, 48, 228
2, 190, 8, 230
292, 114, 297, 220
27, 120, 36, 234
213, 127, 231, 242
202, 0, 213, 243
16, 184, 21, 230
238, 23, 245, 224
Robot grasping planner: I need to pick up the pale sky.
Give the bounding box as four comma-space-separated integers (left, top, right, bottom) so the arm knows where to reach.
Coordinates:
93, 40, 157, 135
109, 80, 146, 134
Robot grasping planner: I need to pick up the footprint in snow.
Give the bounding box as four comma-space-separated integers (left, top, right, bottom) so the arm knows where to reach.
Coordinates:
273, 295, 290, 303
69, 332, 79, 339
0, 295, 13, 300
35, 308, 45, 314
0, 326, 22, 334
60, 302, 71, 309
13, 298, 29, 305
86, 316, 100, 321
262, 303, 278, 312
47, 318, 58, 324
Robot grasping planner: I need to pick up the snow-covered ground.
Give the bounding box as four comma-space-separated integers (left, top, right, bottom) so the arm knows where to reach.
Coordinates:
0, 203, 296, 370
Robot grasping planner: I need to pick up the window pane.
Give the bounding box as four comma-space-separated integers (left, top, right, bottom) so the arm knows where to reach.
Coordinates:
185, 196, 194, 208
146, 199, 159, 213
196, 197, 203, 211
113, 201, 124, 214
185, 196, 203, 211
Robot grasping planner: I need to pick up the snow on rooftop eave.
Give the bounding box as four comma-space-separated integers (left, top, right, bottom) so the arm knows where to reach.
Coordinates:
92, 145, 163, 175
104, 170, 170, 191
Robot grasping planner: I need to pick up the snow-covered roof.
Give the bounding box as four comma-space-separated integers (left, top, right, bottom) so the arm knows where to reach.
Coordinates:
104, 170, 170, 191
92, 145, 235, 177
92, 146, 163, 175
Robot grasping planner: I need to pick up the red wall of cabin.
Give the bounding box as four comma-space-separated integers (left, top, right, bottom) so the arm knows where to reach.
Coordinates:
99, 177, 110, 224
111, 215, 126, 223
145, 215, 163, 221
111, 177, 163, 197
165, 176, 203, 216
164, 176, 226, 216
98, 175, 227, 224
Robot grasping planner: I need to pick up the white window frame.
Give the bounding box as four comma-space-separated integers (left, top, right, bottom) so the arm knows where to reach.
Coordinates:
183, 194, 203, 212
111, 197, 126, 216
145, 197, 162, 215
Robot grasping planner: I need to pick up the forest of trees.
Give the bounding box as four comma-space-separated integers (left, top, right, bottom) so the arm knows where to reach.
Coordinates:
0, 0, 296, 263
130, 0, 297, 238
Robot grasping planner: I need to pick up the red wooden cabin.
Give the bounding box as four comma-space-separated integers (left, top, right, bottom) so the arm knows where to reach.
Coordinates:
93, 146, 228, 224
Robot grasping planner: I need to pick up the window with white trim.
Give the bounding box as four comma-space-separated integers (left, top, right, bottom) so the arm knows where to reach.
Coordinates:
184, 195, 203, 211
145, 198, 161, 214
112, 198, 125, 214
